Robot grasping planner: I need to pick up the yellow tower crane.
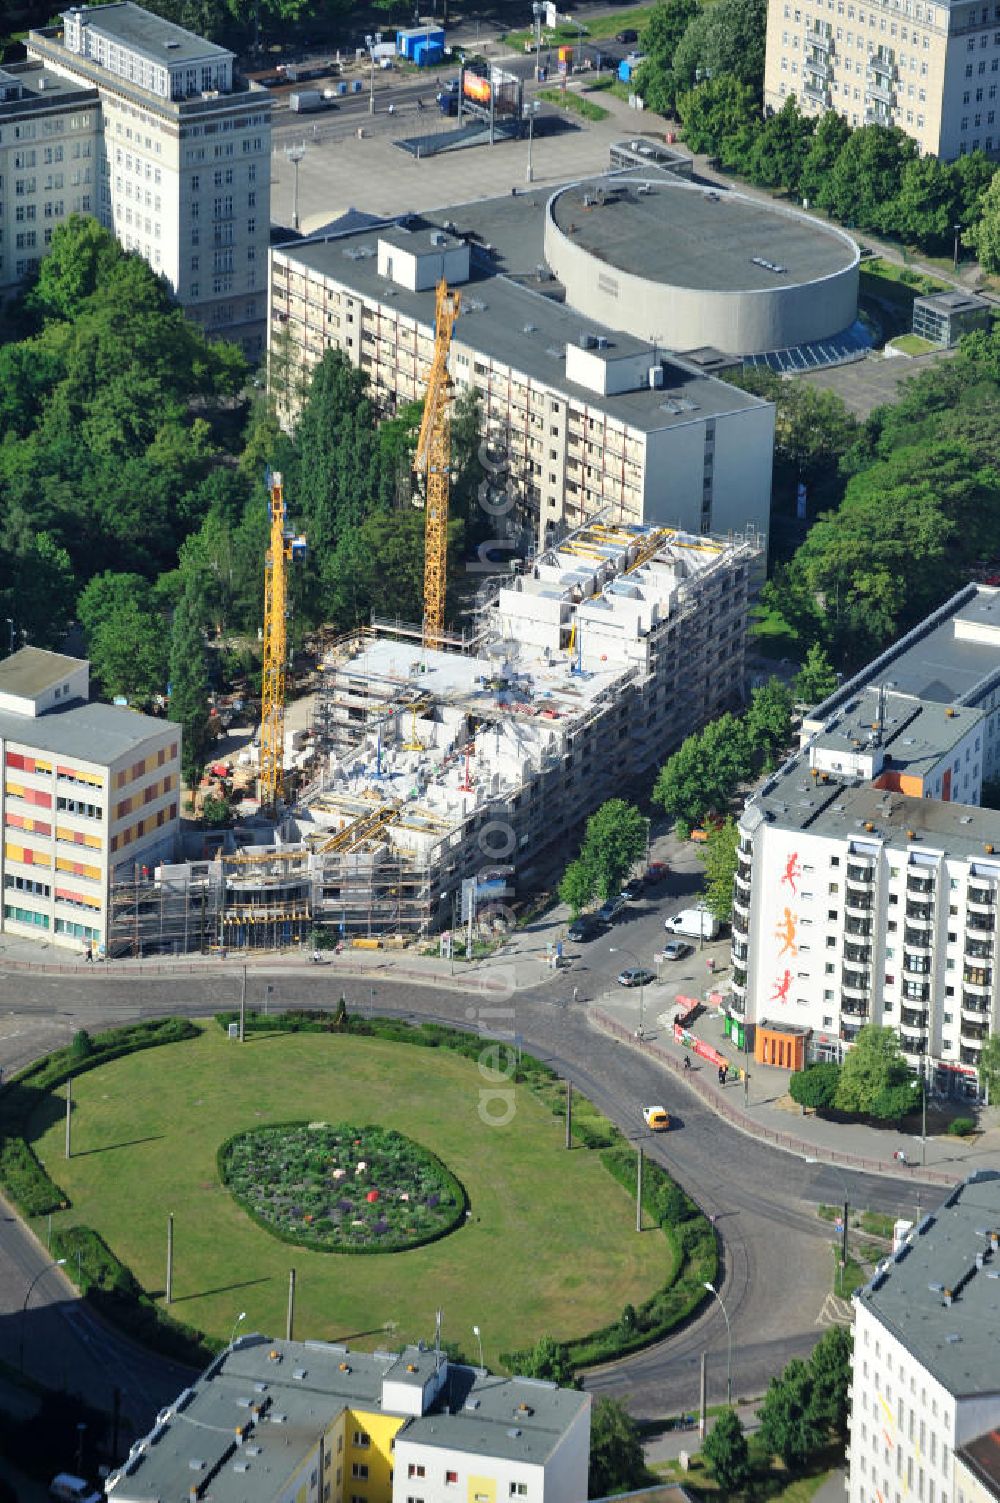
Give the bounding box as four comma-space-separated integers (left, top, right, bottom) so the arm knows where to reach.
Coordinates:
259, 469, 307, 814
415, 278, 462, 651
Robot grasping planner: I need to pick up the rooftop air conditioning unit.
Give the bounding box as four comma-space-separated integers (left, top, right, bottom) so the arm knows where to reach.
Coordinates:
648, 366, 664, 389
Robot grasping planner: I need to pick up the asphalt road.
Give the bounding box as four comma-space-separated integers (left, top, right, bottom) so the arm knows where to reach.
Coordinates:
0, 890, 944, 1431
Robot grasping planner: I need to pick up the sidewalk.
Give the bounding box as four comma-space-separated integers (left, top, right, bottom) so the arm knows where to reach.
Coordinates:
591, 974, 1000, 1186
644, 1403, 761, 1465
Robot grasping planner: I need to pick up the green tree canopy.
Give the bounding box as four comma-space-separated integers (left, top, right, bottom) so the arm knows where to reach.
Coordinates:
673, 0, 767, 93
978, 1032, 1000, 1104
588, 1398, 646, 1498
703, 1408, 752, 1492
835, 1025, 913, 1116
514, 1335, 575, 1386
967, 167, 1000, 272
653, 712, 752, 827
577, 799, 648, 901
748, 95, 814, 191
794, 643, 839, 707
746, 677, 794, 769
809, 1325, 853, 1439
822, 124, 917, 231
559, 857, 597, 916
699, 816, 739, 923
757, 1357, 826, 1470
168, 583, 212, 788
798, 109, 851, 208
77, 571, 168, 706
676, 75, 760, 158
788, 1062, 841, 1110
634, 0, 701, 114
26, 214, 146, 324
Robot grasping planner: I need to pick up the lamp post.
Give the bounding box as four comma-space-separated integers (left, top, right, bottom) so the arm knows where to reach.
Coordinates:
525, 99, 540, 183
19, 1258, 66, 1373
285, 144, 304, 232
229, 1309, 247, 1348
703, 1280, 732, 1406
532, 1, 544, 80
473, 1324, 484, 1369
609, 944, 647, 1040
365, 35, 376, 113
805, 1155, 849, 1295
954, 222, 962, 270
913, 1058, 927, 1167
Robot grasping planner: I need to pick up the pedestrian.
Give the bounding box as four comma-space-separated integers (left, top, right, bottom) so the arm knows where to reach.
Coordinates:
683, 1054, 691, 1071
572, 985, 579, 1004
86, 945, 93, 963
707, 956, 715, 974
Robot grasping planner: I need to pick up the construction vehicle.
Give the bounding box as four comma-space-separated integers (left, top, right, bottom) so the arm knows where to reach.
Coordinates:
259, 470, 307, 813
414, 278, 462, 650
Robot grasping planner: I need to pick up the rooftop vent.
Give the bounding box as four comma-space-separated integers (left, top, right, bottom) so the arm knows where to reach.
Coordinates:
189, 1460, 206, 1472
292, 1368, 307, 1380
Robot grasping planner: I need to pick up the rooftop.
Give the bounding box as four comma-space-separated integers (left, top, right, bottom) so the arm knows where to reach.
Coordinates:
548, 177, 858, 293
107, 1338, 588, 1503
61, 2, 231, 63
811, 685, 981, 779
0, 59, 98, 109
914, 290, 993, 313
959, 1429, 1000, 1501
0, 647, 85, 700
855, 1171, 1000, 1398
278, 204, 768, 436
0, 700, 176, 765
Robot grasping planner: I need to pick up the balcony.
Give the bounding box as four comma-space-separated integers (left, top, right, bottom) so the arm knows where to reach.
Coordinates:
963, 967, 993, 992
901, 1005, 929, 1029
902, 983, 931, 1004
734, 871, 752, 900
906, 901, 933, 924
731, 906, 748, 939
904, 927, 932, 950
803, 78, 832, 106
807, 24, 833, 49
961, 1019, 989, 1044
845, 918, 874, 938
841, 1023, 862, 1043
844, 891, 875, 915
844, 943, 872, 966
841, 1000, 871, 1018
841, 969, 871, 996
966, 939, 995, 961
962, 997, 990, 1020
903, 954, 932, 978
966, 911, 994, 934
907, 875, 934, 897
961, 1044, 983, 1066
732, 966, 748, 990
968, 885, 996, 910
846, 864, 874, 886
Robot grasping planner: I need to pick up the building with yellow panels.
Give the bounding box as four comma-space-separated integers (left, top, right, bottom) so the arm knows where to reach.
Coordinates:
105, 1337, 591, 1503
0, 646, 181, 953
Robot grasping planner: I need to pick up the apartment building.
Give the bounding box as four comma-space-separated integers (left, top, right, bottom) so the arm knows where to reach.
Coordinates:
106, 1336, 591, 1503
733, 585, 1000, 1097
26, 2, 271, 355
847, 1172, 1000, 1503
269, 193, 775, 546
0, 647, 181, 954
765, 0, 1000, 158
0, 62, 100, 299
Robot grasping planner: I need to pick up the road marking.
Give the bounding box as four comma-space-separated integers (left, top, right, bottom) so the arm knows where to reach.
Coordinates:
816, 1292, 853, 1326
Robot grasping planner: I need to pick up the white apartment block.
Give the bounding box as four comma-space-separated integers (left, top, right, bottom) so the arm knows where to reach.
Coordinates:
106, 1337, 591, 1503
733, 585, 1000, 1098
0, 646, 181, 953
765, 0, 1000, 158
0, 62, 100, 298
848, 1172, 1000, 1503
26, 3, 271, 355
269, 200, 775, 546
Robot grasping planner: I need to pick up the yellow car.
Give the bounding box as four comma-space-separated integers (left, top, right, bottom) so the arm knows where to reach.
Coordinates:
642, 1104, 671, 1132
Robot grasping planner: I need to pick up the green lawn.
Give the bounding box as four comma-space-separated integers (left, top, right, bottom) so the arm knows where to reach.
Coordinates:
504, 5, 656, 50
538, 86, 610, 119
888, 333, 938, 356
33, 1024, 668, 1366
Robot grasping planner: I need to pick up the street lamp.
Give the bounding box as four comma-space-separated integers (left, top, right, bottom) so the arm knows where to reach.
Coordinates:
525, 100, 540, 183
532, 1, 544, 80
805, 1156, 849, 1295
365, 35, 377, 114
472, 1323, 484, 1369
609, 944, 647, 1040
703, 1280, 732, 1406
19, 1258, 67, 1373
230, 1309, 247, 1347
285, 144, 304, 232
913, 1059, 927, 1167
954, 222, 962, 270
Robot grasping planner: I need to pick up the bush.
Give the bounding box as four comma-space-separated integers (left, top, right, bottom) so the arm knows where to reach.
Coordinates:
0, 1135, 66, 1216
947, 1115, 976, 1137
789, 1062, 841, 1110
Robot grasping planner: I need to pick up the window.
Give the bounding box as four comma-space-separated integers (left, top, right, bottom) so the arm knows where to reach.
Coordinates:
351, 1464, 369, 1480
446, 1472, 458, 1485
510, 1487, 528, 1498
408, 1466, 426, 1479
353, 1432, 371, 1449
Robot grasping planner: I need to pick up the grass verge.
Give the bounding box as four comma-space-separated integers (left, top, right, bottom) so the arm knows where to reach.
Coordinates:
538, 86, 610, 119
503, 5, 655, 49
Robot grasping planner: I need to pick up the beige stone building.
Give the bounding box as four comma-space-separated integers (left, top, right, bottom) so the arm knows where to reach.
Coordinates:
764, 0, 1000, 158
26, 2, 271, 355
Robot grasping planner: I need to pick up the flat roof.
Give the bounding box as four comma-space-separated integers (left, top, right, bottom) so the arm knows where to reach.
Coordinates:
0, 700, 176, 765
0, 647, 84, 699
915, 290, 992, 313
812, 687, 982, 779
959, 1430, 1000, 1500
278, 207, 767, 436
549, 178, 858, 293
856, 1172, 1000, 1399
400, 1370, 587, 1462
0, 59, 98, 109
62, 2, 231, 63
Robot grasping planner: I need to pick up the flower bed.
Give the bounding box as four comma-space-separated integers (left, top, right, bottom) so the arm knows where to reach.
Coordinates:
218, 1121, 467, 1253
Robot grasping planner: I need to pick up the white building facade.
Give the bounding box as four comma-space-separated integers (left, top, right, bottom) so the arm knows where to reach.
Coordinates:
26, 2, 271, 355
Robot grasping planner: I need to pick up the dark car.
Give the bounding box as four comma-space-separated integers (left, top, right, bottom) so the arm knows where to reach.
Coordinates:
618, 967, 657, 987
619, 878, 643, 901
568, 916, 599, 942
616, 28, 639, 43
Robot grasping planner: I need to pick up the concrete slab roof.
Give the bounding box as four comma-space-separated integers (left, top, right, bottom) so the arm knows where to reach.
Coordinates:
811, 687, 982, 779
0, 59, 98, 108
0, 647, 84, 700
856, 1172, 1000, 1399
60, 2, 231, 63
0, 700, 175, 765
959, 1428, 1000, 1499
400, 1369, 587, 1462
548, 177, 858, 293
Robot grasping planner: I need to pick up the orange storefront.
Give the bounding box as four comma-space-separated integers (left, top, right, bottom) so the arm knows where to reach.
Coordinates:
755, 1020, 810, 1071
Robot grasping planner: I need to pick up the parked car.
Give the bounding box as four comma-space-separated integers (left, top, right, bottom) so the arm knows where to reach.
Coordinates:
617, 966, 657, 988
568, 916, 599, 942
616, 27, 640, 42
663, 907, 720, 940
661, 940, 692, 961
645, 861, 669, 885
50, 1477, 103, 1503
619, 878, 643, 901
596, 895, 627, 923
642, 1104, 671, 1131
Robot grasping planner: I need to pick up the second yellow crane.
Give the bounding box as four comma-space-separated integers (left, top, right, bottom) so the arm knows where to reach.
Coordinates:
414, 278, 462, 651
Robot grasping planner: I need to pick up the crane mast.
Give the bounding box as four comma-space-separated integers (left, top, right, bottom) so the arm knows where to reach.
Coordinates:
415, 278, 462, 650
260, 470, 306, 814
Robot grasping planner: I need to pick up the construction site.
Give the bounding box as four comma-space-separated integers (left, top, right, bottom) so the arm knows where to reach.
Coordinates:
107, 276, 761, 957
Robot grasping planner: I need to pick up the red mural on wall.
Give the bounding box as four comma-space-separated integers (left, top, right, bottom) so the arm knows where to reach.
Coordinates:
781, 851, 802, 895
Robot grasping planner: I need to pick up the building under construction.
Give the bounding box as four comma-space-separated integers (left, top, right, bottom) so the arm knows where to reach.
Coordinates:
108, 519, 760, 955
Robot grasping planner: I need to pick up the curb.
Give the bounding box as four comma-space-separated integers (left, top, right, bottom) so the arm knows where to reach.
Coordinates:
589, 1008, 957, 1187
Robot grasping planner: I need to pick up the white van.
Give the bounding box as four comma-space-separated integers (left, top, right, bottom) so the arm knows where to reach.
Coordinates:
50, 1474, 103, 1503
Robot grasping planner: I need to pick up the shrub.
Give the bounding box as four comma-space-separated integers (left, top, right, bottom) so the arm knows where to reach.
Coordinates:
789, 1062, 841, 1110
947, 1116, 976, 1137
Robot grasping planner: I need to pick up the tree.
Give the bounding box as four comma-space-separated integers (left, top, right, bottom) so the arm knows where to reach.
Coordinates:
676, 75, 760, 159
516, 1335, 574, 1386
700, 816, 739, 924
746, 677, 794, 769
799, 109, 851, 209
703, 1408, 752, 1492
835, 1025, 913, 1117
577, 799, 648, 901
757, 1358, 825, 1470
794, 643, 839, 707
777, 385, 858, 480
788, 1062, 841, 1110
891, 155, 961, 254
808, 1325, 853, 1440
673, 0, 768, 94
748, 95, 813, 193
201, 794, 232, 827
967, 167, 1000, 272
978, 1031, 1000, 1104
633, 0, 701, 115
588, 1398, 646, 1498
559, 857, 596, 915
653, 713, 752, 827
77, 571, 168, 706
26, 214, 135, 324
823, 124, 917, 231
168, 584, 212, 789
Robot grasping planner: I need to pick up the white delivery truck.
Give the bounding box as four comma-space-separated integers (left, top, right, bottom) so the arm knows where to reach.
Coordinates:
663, 907, 720, 940
289, 89, 323, 112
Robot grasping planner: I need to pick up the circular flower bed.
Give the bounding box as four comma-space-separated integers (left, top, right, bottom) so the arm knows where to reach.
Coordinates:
218, 1122, 467, 1253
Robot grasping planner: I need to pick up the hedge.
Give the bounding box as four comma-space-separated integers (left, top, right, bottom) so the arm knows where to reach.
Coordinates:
51, 1224, 220, 1369
0, 1018, 199, 1221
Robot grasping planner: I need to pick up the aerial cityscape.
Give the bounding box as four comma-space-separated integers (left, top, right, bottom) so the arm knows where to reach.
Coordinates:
0, 0, 998, 1497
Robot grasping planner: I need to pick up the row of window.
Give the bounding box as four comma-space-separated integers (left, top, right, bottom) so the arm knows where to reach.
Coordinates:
0, 114, 92, 145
